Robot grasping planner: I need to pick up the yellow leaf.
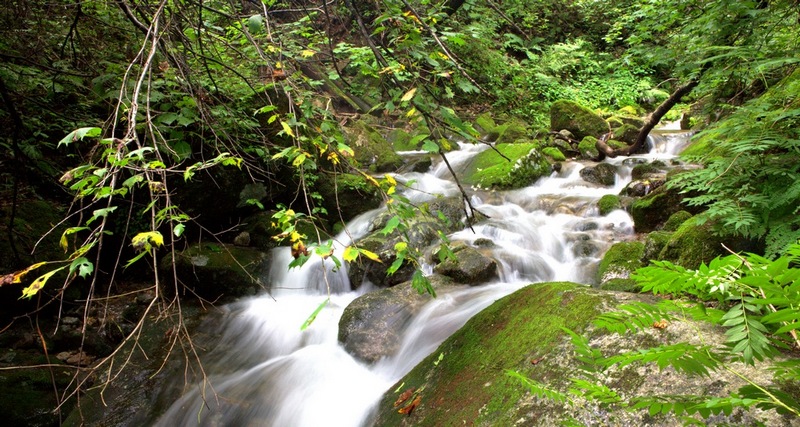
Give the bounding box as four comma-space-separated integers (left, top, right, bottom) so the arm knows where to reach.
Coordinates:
406, 107, 417, 117
300, 49, 315, 58
359, 248, 382, 263
280, 121, 295, 137
7, 261, 49, 285
384, 174, 397, 186
292, 153, 307, 167
343, 246, 359, 262
401, 88, 417, 102
131, 231, 164, 251
21, 266, 67, 299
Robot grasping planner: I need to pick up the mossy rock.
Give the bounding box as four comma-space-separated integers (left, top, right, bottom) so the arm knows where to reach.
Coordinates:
542, 146, 566, 161
579, 163, 618, 186
631, 162, 666, 180
630, 184, 690, 233
663, 210, 693, 232
371, 282, 609, 427
658, 216, 726, 269
597, 241, 645, 284
495, 120, 529, 144
315, 172, 382, 222
578, 136, 600, 160
433, 245, 498, 285
474, 112, 497, 135
598, 194, 622, 216
371, 282, 787, 426
613, 123, 642, 145
642, 231, 671, 263
346, 119, 404, 172
600, 278, 642, 293
550, 100, 609, 140
460, 142, 551, 190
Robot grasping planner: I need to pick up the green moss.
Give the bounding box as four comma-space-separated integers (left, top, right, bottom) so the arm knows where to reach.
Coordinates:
461, 142, 551, 190
550, 100, 609, 140
598, 194, 622, 216
578, 135, 600, 160
658, 215, 726, 269
475, 112, 497, 133
663, 210, 692, 232
600, 278, 642, 293
542, 146, 566, 161
630, 185, 688, 233
372, 282, 609, 427
495, 120, 529, 144
347, 120, 404, 172
642, 230, 672, 263
597, 241, 645, 283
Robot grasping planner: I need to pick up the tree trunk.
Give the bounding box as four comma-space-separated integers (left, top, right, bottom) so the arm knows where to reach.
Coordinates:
596, 73, 704, 158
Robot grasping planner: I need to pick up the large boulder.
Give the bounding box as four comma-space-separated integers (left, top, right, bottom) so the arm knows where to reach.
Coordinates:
657, 215, 727, 269
370, 282, 792, 427
338, 275, 456, 364
630, 184, 691, 233
550, 100, 609, 140
460, 142, 552, 190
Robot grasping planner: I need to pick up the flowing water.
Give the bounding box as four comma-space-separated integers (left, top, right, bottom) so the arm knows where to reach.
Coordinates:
150, 130, 692, 426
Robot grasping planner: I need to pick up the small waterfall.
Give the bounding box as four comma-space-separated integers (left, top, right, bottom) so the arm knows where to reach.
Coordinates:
150, 130, 691, 427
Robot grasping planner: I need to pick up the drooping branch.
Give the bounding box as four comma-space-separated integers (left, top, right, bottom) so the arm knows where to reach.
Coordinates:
596, 67, 707, 159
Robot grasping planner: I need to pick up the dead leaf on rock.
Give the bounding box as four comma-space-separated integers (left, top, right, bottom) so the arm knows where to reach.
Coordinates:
394, 388, 415, 407
398, 395, 421, 415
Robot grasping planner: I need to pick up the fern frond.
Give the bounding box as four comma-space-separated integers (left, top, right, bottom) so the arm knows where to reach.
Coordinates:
601, 343, 722, 377
629, 394, 708, 418
506, 370, 571, 404
722, 300, 777, 364
569, 379, 625, 407
592, 301, 677, 334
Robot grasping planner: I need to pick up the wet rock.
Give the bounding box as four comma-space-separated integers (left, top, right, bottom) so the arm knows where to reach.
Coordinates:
338, 275, 454, 364
433, 245, 498, 285
314, 172, 382, 223
597, 241, 645, 285
630, 184, 692, 232
597, 194, 621, 216
579, 163, 618, 186
461, 142, 552, 190
233, 231, 251, 246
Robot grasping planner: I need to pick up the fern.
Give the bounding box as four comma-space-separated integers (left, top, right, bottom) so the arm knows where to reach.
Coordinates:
601, 343, 722, 377
506, 370, 572, 405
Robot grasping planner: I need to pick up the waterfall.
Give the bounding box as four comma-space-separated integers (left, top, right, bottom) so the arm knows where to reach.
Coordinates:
149, 130, 691, 427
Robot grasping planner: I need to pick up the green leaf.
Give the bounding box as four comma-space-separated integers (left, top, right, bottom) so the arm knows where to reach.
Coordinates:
69, 257, 93, 278
421, 139, 440, 153
247, 14, 263, 34
381, 216, 401, 235
58, 127, 102, 147
300, 298, 329, 331
343, 246, 359, 262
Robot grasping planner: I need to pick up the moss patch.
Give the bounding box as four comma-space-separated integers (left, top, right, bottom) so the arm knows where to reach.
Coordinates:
597, 241, 645, 284
346, 119, 404, 172
578, 135, 600, 160
542, 146, 566, 161
371, 282, 608, 427
461, 142, 551, 190
663, 210, 693, 232
550, 100, 609, 140
658, 215, 726, 269
598, 194, 622, 216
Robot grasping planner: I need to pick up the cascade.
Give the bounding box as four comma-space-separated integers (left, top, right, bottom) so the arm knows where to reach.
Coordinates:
148, 129, 693, 426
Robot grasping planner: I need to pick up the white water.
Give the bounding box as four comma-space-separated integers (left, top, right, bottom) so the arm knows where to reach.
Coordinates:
151, 130, 692, 427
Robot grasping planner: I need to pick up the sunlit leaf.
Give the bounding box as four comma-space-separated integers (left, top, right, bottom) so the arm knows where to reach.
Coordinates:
343, 246, 359, 262
21, 266, 67, 299
401, 88, 417, 102
359, 248, 382, 263
301, 298, 329, 331
58, 127, 102, 147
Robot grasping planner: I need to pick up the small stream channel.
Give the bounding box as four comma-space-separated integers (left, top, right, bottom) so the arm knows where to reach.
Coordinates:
147, 129, 693, 426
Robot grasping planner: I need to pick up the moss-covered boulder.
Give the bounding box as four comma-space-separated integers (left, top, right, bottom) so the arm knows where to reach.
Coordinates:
315, 172, 382, 222
371, 282, 788, 426
433, 244, 498, 285
460, 142, 551, 190
597, 194, 622, 216
338, 275, 455, 364
642, 230, 672, 263
475, 114, 529, 144
550, 100, 609, 140
597, 241, 645, 285
346, 119, 404, 172
663, 210, 693, 232
613, 123, 642, 145
630, 184, 691, 233
578, 135, 600, 160
657, 216, 727, 269
160, 243, 270, 301
579, 163, 618, 186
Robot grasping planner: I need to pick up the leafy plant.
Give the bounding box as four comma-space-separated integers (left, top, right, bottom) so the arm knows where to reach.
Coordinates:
510, 243, 800, 423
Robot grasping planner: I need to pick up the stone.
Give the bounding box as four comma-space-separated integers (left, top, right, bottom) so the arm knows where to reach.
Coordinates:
579, 163, 618, 186
550, 100, 610, 140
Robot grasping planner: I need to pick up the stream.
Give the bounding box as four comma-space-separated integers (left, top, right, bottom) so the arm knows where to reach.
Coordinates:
149, 129, 693, 426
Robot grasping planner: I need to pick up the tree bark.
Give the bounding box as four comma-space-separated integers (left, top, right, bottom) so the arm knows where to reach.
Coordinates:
596, 72, 704, 158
